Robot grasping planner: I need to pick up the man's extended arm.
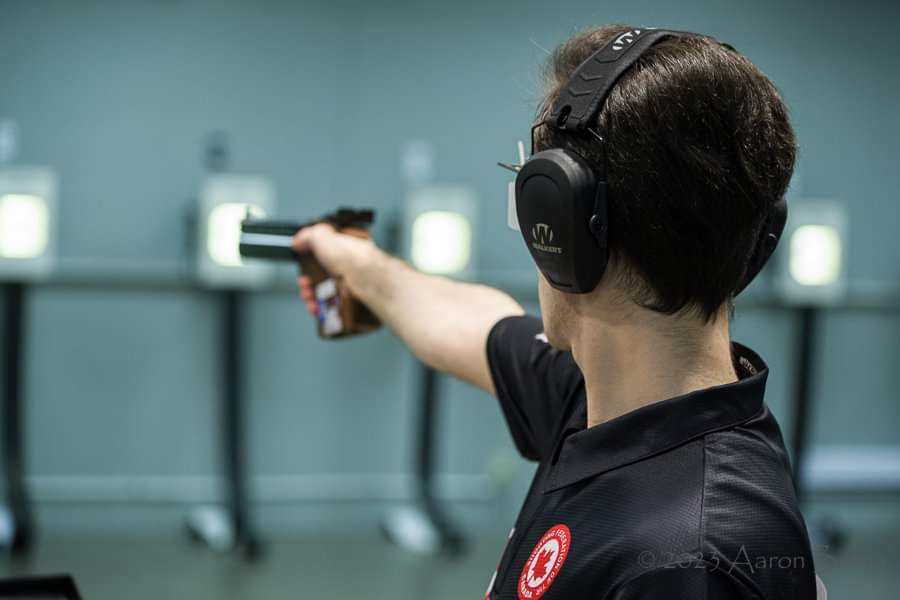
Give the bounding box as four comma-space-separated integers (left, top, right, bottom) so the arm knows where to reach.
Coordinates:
292, 224, 525, 394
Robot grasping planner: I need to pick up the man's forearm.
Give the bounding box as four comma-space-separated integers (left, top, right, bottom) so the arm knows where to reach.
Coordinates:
344, 246, 524, 392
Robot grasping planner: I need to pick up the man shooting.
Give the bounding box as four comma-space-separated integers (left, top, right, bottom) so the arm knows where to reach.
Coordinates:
292, 25, 816, 600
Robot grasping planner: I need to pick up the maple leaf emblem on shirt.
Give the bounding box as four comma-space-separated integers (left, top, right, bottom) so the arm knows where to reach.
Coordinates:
531, 547, 555, 582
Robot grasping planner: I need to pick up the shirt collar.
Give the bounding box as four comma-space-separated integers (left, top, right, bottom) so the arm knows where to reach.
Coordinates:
543, 342, 768, 493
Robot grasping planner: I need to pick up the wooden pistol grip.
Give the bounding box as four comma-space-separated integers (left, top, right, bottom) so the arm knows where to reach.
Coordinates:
297, 226, 381, 338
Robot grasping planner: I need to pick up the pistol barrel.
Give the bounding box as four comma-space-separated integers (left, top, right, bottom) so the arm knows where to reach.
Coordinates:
237, 208, 375, 262
239, 219, 304, 261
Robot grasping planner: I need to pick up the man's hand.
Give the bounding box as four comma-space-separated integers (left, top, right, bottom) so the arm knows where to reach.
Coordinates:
292, 223, 374, 316
292, 223, 373, 279
290, 224, 525, 394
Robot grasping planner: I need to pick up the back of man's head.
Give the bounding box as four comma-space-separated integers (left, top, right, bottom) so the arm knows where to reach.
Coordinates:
536, 25, 797, 322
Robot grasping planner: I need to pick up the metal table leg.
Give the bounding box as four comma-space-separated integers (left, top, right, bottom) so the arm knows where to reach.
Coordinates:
790, 305, 817, 501
2, 282, 34, 555
415, 364, 465, 555
790, 305, 846, 553
187, 289, 261, 559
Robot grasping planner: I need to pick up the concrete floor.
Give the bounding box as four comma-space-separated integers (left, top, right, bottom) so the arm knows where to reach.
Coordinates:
0, 530, 506, 599
1, 528, 899, 599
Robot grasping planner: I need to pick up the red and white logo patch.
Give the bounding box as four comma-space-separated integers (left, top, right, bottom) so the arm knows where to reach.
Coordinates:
517, 524, 571, 600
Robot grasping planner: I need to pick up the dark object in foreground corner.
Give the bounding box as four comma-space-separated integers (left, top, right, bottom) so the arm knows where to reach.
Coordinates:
0, 574, 82, 599
239, 207, 380, 339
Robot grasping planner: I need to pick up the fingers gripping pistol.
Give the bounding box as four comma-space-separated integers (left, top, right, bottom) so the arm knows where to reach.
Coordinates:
238, 208, 381, 339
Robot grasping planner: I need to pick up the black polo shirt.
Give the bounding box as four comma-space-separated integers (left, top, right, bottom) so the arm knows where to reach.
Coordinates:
483, 315, 816, 600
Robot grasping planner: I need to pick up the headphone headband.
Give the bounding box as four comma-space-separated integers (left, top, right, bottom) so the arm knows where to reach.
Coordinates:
550, 29, 691, 132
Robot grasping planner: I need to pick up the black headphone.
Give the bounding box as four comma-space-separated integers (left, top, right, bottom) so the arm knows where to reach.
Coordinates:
515, 28, 787, 294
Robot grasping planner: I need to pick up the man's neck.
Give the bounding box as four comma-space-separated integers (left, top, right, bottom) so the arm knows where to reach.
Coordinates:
570, 309, 738, 428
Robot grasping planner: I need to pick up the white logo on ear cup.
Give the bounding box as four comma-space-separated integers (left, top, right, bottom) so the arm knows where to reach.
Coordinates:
531, 223, 563, 254
532, 223, 553, 245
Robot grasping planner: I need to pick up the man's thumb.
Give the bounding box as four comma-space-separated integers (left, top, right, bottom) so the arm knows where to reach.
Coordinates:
291, 222, 334, 254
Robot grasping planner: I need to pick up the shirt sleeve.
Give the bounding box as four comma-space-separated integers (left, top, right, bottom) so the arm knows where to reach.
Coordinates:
485, 315, 584, 461
611, 562, 758, 600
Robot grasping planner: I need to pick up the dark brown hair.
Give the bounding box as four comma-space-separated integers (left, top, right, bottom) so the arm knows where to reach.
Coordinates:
535, 25, 797, 321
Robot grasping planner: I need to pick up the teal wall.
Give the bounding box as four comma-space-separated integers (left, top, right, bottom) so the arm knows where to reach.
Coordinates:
0, 0, 898, 534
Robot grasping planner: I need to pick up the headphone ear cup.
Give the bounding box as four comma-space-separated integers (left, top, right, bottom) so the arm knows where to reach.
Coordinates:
515, 149, 608, 293
736, 196, 787, 294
